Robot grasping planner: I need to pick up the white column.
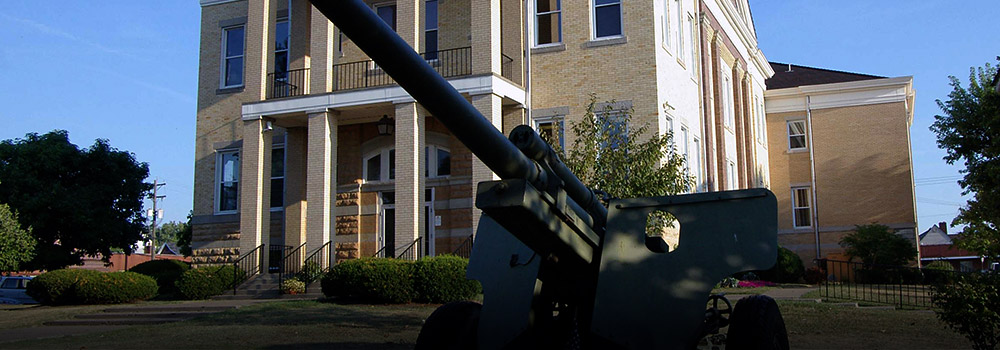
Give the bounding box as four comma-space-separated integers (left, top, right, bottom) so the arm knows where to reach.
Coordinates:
395, 102, 426, 258
306, 110, 337, 263
470, 93, 503, 234
239, 117, 273, 270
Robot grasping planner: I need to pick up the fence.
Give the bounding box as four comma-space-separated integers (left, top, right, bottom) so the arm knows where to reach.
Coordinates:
451, 235, 474, 258
332, 47, 472, 91
232, 244, 265, 295
266, 68, 309, 99
818, 259, 964, 309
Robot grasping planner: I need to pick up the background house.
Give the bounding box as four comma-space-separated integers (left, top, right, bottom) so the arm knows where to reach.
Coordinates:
919, 222, 985, 272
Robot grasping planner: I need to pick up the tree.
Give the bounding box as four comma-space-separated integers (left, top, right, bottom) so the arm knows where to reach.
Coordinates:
157, 212, 193, 256
838, 223, 917, 266
0, 203, 35, 272
0, 130, 151, 270
930, 58, 1000, 264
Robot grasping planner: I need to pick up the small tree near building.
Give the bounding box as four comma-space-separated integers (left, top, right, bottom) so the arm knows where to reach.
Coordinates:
0, 203, 35, 273
839, 223, 917, 266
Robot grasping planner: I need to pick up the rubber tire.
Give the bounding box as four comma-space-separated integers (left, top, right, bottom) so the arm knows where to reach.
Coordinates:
414, 301, 482, 350
725, 295, 790, 350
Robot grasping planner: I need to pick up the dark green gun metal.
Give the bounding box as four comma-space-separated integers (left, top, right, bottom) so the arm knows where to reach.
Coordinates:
309, 1, 789, 349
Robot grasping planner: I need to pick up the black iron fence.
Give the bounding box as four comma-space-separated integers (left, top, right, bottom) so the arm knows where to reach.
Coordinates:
451, 234, 473, 258
501, 53, 515, 82
277, 243, 306, 291
332, 47, 472, 91
232, 244, 265, 295
266, 68, 309, 99
302, 241, 334, 293
397, 237, 423, 261
817, 259, 965, 309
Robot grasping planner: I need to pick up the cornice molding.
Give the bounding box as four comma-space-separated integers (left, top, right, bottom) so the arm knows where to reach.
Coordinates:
201, 0, 242, 7
764, 76, 915, 114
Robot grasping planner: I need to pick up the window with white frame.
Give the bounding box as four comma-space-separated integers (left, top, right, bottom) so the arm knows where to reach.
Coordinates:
216, 150, 240, 213
757, 97, 766, 143
425, 145, 451, 178
727, 160, 736, 190
534, 116, 565, 150
425, 0, 439, 59
599, 109, 628, 150
680, 125, 690, 174
275, 19, 289, 76
535, 0, 562, 46
270, 147, 285, 209
792, 187, 811, 228
688, 15, 697, 75
674, 0, 683, 61
721, 68, 735, 128
692, 137, 702, 191
661, 0, 670, 48
593, 0, 622, 39
375, 3, 397, 31
364, 148, 395, 182
787, 120, 807, 150
221, 26, 245, 88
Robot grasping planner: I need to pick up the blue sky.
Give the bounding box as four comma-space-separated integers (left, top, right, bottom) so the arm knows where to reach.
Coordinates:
0, 1, 996, 231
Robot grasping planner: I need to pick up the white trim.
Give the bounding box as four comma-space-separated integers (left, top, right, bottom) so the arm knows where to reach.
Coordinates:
220, 25, 245, 89
533, 115, 565, 149
764, 77, 915, 113
214, 149, 240, 215
242, 74, 526, 119
786, 120, 807, 151
590, 0, 624, 40
791, 186, 812, 229
200, 0, 241, 7
533, 0, 562, 46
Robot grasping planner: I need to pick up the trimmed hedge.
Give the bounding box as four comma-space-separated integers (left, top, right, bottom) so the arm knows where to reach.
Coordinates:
25, 269, 157, 305
75, 272, 158, 304
176, 265, 243, 300
322, 258, 415, 303
322, 256, 481, 304
413, 255, 481, 303
130, 260, 190, 296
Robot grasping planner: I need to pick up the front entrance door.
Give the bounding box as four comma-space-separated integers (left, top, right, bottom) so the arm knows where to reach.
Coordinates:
424, 188, 435, 256
379, 192, 395, 258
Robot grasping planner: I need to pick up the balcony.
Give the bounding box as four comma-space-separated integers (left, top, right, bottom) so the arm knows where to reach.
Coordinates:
331, 47, 517, 92
266, 68, 310, 99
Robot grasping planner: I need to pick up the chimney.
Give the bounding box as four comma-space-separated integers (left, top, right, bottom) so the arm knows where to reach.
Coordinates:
938, 222, 947, 234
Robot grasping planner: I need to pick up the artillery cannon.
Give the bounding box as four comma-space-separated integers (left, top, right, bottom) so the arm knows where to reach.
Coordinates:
309, 1, 788, 349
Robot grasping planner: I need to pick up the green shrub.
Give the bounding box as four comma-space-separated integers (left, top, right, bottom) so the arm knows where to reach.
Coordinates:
322, 258, 415, 303
413, 255, 481, 303
75, 272, 158, 304
926, 260, 954, 271
281, 278, 306, 294
296, 261, 324, 284
756, 247, 805, 283
176, 265, 243, 300
130, 260, 190, 296
25, 269, 102, 305
26, 269, 156, 305
933, 272, 1000, 350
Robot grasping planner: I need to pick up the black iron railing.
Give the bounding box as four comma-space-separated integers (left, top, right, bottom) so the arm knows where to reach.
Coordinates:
332, 47, 472, 91
397, 237, 423, 261
277, 243, 306, 292
302, 241, 334, 293
232, 244, 265, 295
267, 68, 309, 99
373, 245, 391, 258
268, 245, 291, 273
451, 234, 473, 258
817, 259, 965, 309
501, 53, 515, 82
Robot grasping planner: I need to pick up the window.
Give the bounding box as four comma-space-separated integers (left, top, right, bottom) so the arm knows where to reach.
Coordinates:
675, 0, 683, 60
688, 15, 697, 77
661, 0, 670, 48
727, 161, 736, 190
757, 97, 766, 143
535, 0, 562, 45
216, 150, 240, 213
425, 0, 439, 59
692, 138, 702, 191
426, 145, 451, 178
534, 116, 565, 149
365, 153, 383, 181
593, 0, 622, 39
221, 26, 245, 88
680, 126, 690, 174
376, 3, 397, 31
787, 120, 807, 150
792, 187, 811, 228
721, 68, 734, 128
599, 109, 628, 150
270, 147, 285, 209
275, 20, 289, 77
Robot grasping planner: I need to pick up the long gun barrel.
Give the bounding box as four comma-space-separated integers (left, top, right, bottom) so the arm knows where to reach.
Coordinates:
309, 0, 606, 227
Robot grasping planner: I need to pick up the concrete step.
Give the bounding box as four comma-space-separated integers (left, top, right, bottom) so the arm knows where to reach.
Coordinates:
45, 318, 182, 326
77, 312, 213, 320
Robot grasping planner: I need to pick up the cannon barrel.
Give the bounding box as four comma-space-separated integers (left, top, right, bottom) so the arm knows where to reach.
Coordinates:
310, 0, 606, 226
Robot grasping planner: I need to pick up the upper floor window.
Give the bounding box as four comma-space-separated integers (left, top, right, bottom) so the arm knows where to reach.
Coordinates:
216, 150, 240, 213
426, 145, 451, 178
787, 120, 807, 151
534, 116, 565, 150
275, 20, 289, 76
688, 15, 697, 77
692, 137, 702, 191
792, 186, 811, 228
376, 3, 397, 31
674, 0, 683, 60
756, 97, 767, 144
593, 0, 622, 39
721, 68, 735, 128
222, 26, 245, 88
425, 0, 439, 58
727, 160, 736, 190
270, 147, 285, 209
598, 109, 628, 150
535, 0, 562, 45
680, 125, 690, 174
661, 0, 670, 48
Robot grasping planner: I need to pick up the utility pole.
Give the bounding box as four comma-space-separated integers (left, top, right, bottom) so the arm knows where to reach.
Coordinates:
148, 180, 166, 261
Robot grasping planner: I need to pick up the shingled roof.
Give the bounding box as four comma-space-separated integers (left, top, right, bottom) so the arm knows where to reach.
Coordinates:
766, 62, 886, 90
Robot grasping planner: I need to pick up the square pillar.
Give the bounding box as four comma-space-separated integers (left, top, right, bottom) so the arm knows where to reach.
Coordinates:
309, 4, 333, 94
470, 93, 502, 234
396, 0, 422, 50
247, 0, 278, 100
394, 102, 426, 258
283, 127, 308, 249
239, 117, 273, 271
306, 111, 337, 263
471, 0, 501, 75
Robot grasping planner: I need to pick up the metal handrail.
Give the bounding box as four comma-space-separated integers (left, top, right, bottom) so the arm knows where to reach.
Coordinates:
451, 234, 473, 258
277, 243, 306, 292
500, 53, 515, 82
266, 68, 309, 99
232, 244, 265, 295
372, 245, 389, 258
396, 237, 423, 261
332, 47, 472, 91
302, 241, 334, 293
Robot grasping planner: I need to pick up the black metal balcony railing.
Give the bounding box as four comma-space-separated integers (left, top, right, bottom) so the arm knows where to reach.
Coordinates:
332, 47, 472, 91
501, 54, 515, 82
267, 68, 309, 99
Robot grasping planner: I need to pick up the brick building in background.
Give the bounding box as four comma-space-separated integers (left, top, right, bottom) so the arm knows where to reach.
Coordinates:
191, 0, 773, 271
763, 63, 917, 263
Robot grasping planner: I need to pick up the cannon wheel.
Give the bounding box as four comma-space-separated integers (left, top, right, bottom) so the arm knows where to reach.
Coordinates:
725, 295, 789, 350
414, 301, 482, 350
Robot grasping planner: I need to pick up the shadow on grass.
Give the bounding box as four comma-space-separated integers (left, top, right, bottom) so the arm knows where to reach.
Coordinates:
185, 300, 430, 329
263, 342, 413, 350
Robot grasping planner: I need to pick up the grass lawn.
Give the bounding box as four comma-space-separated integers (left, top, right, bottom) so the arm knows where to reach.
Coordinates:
0, 304, 114, 329
1, 299, 971, 349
